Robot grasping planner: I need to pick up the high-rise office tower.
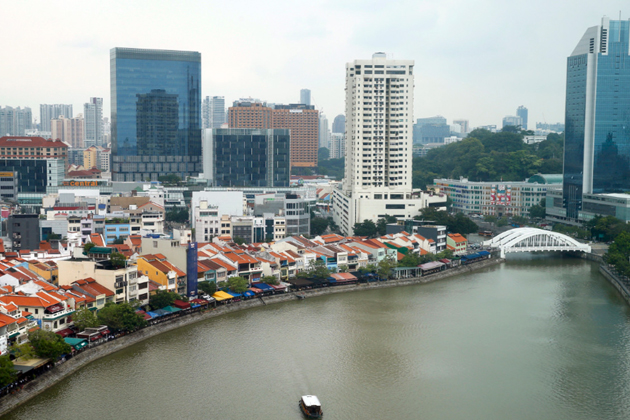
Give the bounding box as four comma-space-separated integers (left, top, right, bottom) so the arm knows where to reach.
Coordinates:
202, 96, 211, 129
210, 96, 225, 128
201, 128, 290, 187
516, 106, 528, 130
502, 115, 523, 129
228, 100, 319, 168
0, 107, 33, 136
84, 97, 104, 147
332, 114, 345, 134
300, 89, 311, 106
332, 53, 445, 235
110, 47, 201, 181
563, 17, 630, 219
40, 104, 73, 132
453, 119, 469, 135
319, 113, 329, 148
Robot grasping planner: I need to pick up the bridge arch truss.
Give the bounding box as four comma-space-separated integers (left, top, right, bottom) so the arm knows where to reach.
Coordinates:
483, 228, 591, 258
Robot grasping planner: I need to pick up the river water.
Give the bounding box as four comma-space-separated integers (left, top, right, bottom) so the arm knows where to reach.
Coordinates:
6, 254, 630, 420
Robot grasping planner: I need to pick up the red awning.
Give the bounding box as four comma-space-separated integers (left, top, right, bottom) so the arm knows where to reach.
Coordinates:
89, 335, 100, 341
100, 329, 111, 336
55, 328, 74, 338
172, 300, 191, 310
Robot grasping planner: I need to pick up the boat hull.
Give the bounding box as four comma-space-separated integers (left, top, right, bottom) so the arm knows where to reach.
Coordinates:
299, 401, 323, 418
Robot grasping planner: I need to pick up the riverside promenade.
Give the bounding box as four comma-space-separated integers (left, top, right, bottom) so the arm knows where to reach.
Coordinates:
0, 257, 502, 416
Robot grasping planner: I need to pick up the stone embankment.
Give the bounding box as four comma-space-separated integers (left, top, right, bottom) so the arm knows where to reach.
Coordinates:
599, 264, 630, 306
0, 257, 502, 416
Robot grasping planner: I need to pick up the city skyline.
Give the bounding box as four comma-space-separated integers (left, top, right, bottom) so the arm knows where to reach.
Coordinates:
3, 1, 628, 131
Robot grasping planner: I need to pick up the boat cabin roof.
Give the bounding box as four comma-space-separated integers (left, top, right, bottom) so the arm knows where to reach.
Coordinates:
301, 395, 321, 407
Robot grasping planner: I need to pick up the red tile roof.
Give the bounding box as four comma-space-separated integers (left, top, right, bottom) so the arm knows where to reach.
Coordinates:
0, 136, 68, 148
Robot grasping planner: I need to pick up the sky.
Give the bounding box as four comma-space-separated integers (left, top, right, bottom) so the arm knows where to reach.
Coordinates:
2, 0, 628, 129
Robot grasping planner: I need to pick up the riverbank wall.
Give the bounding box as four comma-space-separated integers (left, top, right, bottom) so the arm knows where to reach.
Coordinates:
0, 257, 502, 416
599, 264, 630, 305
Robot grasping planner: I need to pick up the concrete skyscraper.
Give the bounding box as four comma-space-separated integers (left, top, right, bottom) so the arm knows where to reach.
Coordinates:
516, 106, 528, 130
562, 17, 630, 219
110, 48, 201, 181
300, 89, 311, 106
84, 97, 103, 147
332, 52, 445, 235
40, 104, 73, 132
0, 107, 33, 136
332, 114, 345, 134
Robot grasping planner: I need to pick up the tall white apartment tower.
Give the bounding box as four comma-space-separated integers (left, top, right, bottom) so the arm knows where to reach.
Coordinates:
332, 52, 446, 235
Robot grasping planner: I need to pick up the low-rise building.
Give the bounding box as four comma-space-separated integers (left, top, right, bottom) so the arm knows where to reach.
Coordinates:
446, 233, 468, 256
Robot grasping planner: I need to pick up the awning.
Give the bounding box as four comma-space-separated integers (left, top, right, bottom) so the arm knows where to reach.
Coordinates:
147, 311, 161, 318
55, 328, 74, 338
162, 306, 181, 313
251, 283, 273, 291
248, 287, 263, 294
100, 329, 111, 336
64, 337, 88, 350
136, 310, 152, 320
226, 291, 242, 298
172, 300, 191, 310
288, 278, 313, 287
419, 261, 445, 270
243, 290, 255, 297
212, 291, 233, 301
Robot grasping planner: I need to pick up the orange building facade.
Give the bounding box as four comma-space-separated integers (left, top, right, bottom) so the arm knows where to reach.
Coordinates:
228, 101, 319, 168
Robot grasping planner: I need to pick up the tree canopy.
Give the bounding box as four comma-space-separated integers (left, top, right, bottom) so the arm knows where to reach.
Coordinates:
227, 276, 249, 293
166, 208, 189, 224
311, 217, 329, 236
73, 307, 99, 331
149, 290, 181, 310
412, 131, 564, 189
97, 302, 147, 333
197, 281, 217, 296
0, 355, 17, 387
297, 260, 331, 283
415, 208, 478, 235
28, 330, 72, 360
353, 219, 378, 237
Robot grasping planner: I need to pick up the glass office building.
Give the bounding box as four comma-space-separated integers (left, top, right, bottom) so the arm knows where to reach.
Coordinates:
110, 48, 202, 181
563, 17, 630, 219
202, 128, 290, 187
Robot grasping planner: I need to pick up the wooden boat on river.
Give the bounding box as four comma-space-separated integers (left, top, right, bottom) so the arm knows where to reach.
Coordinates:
299, 395, 323, 418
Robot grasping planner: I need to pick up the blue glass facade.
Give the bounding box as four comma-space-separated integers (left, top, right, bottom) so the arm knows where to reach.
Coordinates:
563, 20, 630, 219
111, 48, 201, 181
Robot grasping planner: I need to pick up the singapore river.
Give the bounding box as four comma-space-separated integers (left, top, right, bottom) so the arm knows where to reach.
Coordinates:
6, 254, 630, 420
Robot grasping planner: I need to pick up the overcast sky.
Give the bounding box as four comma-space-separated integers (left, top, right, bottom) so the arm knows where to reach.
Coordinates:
2, 0, 628, 129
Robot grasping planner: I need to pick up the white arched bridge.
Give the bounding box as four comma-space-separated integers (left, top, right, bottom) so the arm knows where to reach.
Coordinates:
483, 228, 591, 258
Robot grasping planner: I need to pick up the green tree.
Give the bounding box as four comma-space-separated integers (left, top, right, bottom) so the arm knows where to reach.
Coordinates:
28, 330, 72, 360
436, 248, 455, 260
512, 215, 529, 226
158, 174, 182, 184
327, 217, 340, 234
166, 208, 189, 224
318, 147, 330, 161
83, 242, 96, 254
227, 276, 249, 293
377, 256, 397, 279
483, 215, 498, 224
10, 343, 35, 360
110, 252, 126, 268
311, 217, 329, 236
496, 217, 509, 227
297, 260, 330, 282
399, 253, 421, 267
233, 236, 246, 245
0, 355, 17, 387
261, 275, 279, 285
149, 290, 180, 310
338, 265, 349, 273
353, 219, 378, 237
316, 157, 345, 180
198, 281, 217, 296
376, 215, 397, 236
97, 302, 146, 333
73, 307, 99, 331
529, 204, 546, 219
